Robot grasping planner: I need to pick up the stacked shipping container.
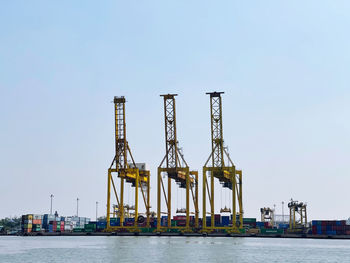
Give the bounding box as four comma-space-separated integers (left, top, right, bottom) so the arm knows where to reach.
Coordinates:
312, 220, 350, 235
21, 214, 91, 233
21, 214, 33, 233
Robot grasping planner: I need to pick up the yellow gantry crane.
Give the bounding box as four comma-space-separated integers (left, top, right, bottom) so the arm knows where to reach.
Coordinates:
288, 199, 307, 230
202, 92, 243, 233
157, 94, 199, 232
106, 96, 151, 231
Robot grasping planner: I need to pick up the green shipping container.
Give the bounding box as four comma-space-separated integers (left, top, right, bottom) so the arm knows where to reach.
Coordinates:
243, 218, 256, 223
84, 224, 96, 231
260, 229, 283, 234
239, 228, 246, 234
140, 228, 150, 233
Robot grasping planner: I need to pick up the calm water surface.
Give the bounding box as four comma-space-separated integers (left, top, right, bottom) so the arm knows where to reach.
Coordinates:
0, 236, 350, 262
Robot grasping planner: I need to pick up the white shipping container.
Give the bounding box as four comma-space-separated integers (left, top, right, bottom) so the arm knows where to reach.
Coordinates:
44, 215, 55, 221
64, 225, 72, 231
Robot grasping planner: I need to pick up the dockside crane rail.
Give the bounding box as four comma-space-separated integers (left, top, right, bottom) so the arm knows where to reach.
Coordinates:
106, 96, 151, 231
202, 91, 243, 233
157, 94, 199, 232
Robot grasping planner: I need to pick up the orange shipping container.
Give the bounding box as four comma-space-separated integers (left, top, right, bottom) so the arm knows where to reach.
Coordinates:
33, 219, 42, 224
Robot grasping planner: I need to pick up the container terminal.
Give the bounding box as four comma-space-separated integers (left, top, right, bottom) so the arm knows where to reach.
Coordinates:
13, 92, 350, 239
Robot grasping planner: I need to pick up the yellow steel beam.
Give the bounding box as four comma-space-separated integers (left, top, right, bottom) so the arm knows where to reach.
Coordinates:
107, 169, 111, 228
147, 174, 150, 228
211, 167, 214, 228
120, 178, 124, 226
237, 170, 243, 228
167, 177, 171, 228
134, 171, 139, 227
194, 171, 199, 228
231, 167, 236, 230
157, 169, 161, 231
202, 169, 206, 229
110, 176, 120, 207
186, 169, 190, 228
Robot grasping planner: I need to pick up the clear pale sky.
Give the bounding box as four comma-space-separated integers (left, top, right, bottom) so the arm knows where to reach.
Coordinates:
1, 1, 349, 221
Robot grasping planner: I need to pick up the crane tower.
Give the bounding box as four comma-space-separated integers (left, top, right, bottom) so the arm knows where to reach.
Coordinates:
202, 92, 243, 233
157, 94, 199, 232
106, 96, 151, 231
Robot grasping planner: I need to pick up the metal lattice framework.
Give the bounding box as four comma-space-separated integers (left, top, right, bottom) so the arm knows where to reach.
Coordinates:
210, 95, 225, 168
106, 96, 151, 231
202, 91, 243, 233
115, 100, 127, 169
164, 97, 178, 168
157, 94, 199, 232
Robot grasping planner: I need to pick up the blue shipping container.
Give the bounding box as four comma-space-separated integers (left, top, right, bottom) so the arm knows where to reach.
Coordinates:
256, 222, 265, 227
222, 216, 230, 226
97, 221, 107, 227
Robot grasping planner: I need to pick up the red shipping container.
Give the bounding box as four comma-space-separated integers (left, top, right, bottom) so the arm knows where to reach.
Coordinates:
176, 221, 186, 226
174, 216, 186, 221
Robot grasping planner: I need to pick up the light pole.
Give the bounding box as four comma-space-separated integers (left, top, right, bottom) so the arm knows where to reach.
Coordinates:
50, 194, 54, 215
96, 201, 98, 221
282, 201, 285, 223
273, 204, 276, 226
76, 198, 79, 217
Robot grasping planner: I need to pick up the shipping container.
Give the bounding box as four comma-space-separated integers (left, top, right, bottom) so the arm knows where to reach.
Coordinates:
278, 224, 289, 229
222, 216, 230, 226
243, 218, 256, 223
260, 229, 283, 234
84, 223, 97, 231
173, 216, 186, 221
32, 219, 41, 225
33, 215, 42, 220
